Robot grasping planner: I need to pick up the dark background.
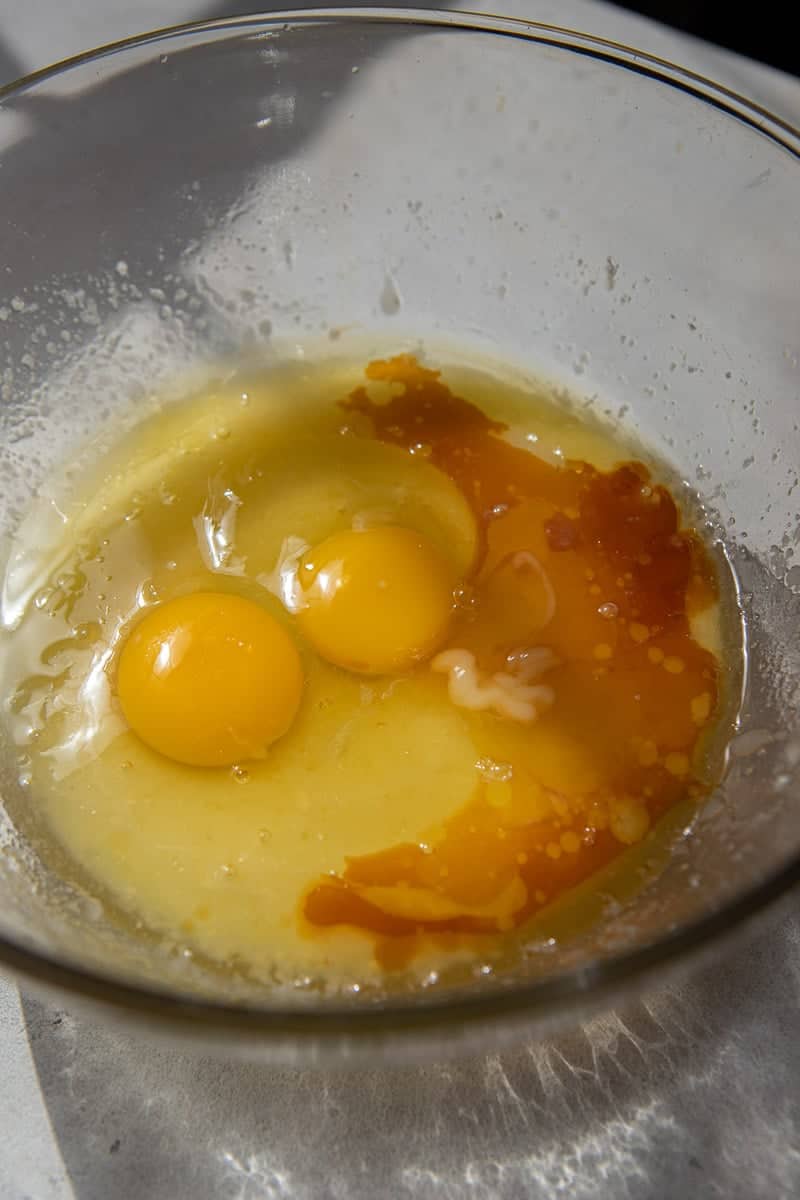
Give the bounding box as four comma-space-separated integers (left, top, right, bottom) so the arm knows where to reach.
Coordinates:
0, 2, 796, 87
612, 1, 797, 75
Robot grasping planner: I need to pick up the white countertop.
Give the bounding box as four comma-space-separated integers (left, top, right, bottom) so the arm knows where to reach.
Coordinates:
1, 4, 798, 1199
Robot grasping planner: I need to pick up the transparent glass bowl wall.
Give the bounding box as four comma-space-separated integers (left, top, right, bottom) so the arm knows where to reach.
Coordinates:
0, 11, 798, 1055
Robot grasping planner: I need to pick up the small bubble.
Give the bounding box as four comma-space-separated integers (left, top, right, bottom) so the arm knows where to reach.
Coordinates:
137, 580, 159, 606
597, 602, 619, 619
231, 765, 250, 784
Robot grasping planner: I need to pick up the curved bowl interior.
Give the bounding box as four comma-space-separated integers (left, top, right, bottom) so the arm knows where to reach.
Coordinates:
0, 9, 799, 1055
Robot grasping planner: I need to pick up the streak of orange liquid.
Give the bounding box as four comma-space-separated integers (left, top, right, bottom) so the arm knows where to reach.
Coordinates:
302, 356, 720, 967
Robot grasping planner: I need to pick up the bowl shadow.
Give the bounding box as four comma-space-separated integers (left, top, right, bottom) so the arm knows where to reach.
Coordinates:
20, 907, 800, 1200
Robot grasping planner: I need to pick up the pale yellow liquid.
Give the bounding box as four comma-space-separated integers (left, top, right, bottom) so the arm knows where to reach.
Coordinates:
0, 350, 726, 989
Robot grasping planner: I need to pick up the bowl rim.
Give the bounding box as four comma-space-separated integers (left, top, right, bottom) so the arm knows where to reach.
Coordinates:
1, 5, 799, 154
0, 6, 799, 1038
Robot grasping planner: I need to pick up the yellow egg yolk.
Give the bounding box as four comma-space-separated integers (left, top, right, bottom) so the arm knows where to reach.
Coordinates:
117, 591, 303, 767
296, 526, 455, 675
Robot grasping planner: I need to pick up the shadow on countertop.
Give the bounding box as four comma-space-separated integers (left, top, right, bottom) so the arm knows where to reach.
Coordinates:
20, 910, 800, 1200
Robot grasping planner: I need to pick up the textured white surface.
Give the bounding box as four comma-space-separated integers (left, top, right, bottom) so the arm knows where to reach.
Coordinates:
0, 3, 798, 1199
6, 918, 800, 1200
0, 976, 72, 1199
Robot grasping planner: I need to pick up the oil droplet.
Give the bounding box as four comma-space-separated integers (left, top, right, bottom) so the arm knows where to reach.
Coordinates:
663, 656, 685, 675
664, 752, 689, 777
609, 799, 650, 845
691, 692, 712, 724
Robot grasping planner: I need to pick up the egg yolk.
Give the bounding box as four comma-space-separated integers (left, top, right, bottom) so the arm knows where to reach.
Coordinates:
117, 591, 303, 767
296, 526, 455, 675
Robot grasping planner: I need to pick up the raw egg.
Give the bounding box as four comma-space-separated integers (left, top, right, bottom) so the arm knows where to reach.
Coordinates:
117, 591, 303, 767
0, 347, 737, 991
296, 525, 456, 675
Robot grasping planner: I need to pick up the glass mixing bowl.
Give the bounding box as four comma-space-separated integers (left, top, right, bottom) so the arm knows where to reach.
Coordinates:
0, 9, 798, 1064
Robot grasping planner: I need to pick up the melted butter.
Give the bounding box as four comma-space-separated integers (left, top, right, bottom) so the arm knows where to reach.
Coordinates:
0, 348, 739, 989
